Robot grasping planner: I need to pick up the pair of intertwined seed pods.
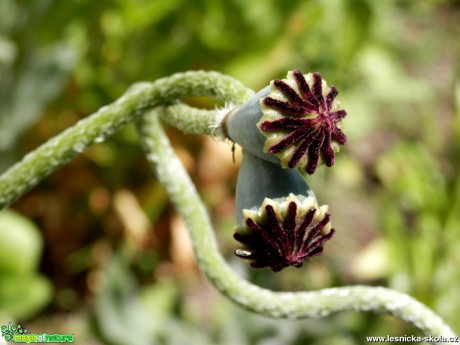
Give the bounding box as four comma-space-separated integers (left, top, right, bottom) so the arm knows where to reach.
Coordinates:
222, 70, 347, 272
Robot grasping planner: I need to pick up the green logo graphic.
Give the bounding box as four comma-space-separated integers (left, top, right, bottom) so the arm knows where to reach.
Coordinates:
1, 322, 74, 343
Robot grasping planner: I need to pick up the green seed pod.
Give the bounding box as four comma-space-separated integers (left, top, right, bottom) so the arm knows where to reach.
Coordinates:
235, 150, 314, 226
224, 86, 280, 165
223, 70, 347, 176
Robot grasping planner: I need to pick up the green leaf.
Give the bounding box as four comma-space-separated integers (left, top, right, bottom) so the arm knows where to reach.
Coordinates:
0, 274, 52, 319
0, 209, 43, 275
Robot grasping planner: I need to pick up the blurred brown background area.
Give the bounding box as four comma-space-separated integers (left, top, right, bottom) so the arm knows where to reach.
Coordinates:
1, 0, 460, 344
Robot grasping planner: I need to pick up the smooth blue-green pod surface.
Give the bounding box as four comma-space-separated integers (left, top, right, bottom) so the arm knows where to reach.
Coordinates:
235, 150, 315, 225
226, 86, 279, 165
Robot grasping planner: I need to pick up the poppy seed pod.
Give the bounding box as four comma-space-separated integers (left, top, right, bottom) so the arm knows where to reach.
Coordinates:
235, 150, 314, 226
226, 70, 343, 271
259, 70, 347, 175
223, 86, 280, 165
234, 193, 335, 272
223, 70, 347, 175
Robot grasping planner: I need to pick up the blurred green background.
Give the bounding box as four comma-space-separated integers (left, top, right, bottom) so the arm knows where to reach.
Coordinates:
1, 0, 460, 343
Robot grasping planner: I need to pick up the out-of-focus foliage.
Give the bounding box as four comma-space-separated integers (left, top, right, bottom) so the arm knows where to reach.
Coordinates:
0, 210, 52, 320
0, 0, 76, 172
1, 0, 460, 343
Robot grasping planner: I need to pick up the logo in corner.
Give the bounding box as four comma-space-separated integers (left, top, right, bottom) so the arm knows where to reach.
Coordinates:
1, 322, 74, 343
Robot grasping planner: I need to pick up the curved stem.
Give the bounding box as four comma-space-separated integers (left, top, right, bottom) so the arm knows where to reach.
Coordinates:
160, 102, 233, 138
136, 108, 457, 344
0, 71, 253, 210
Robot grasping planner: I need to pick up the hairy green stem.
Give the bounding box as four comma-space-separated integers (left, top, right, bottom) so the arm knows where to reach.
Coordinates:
0, 71, 252, 210
136, 108, 457, 344
161, 102, 233, 137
